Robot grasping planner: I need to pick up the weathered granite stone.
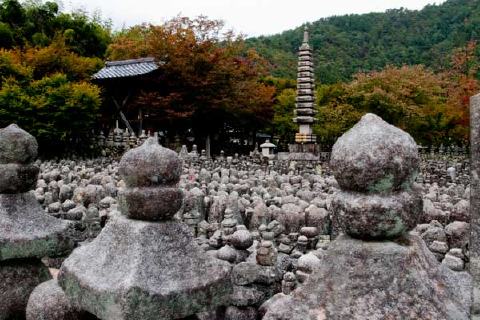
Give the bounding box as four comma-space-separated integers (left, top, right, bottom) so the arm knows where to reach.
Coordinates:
0, 192, 73, 260
429, 240, 449, 255
256, 241, 277, 266
230, 285, 265, 307
59, 216, 231, 320
262, 114, 472, 320
471, 94, 480, 317
445, 221, 469, 250
26, 279, 93, 320
0, 124, 38, 164
443, 253, 465, 271
296, 253, 321, 283
451, 199, 469, 222
0, 259, 51, 320
232, 262, 280, 286
330, 113, 419, 193
262, 235, 472, 320
57, 140, 232, 320
281, 272, 296, 295
224, 306, 257, 320
65, 205, 86, 221
331, 190, 422, 239
0, 163, 39, 193
0, 124, 74, 319
299, 226, 318, 238
119, 137, 182, 187
217, 245, 237, 263
118, 187, 183, 221
230, 229, 253, 250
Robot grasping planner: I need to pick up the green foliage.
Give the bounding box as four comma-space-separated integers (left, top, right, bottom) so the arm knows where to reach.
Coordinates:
21, 36, 103, 80
0, 38, 102, 155
0, 73, 101, 154
314, 84, 363, 146
315, 65, 469, 147
107, 17, 275, 150
0, 21, 13, 47
0, 49, 31, 84
248, 0, 480, 83
271, 88, 297, 148
0, 0, 111, 57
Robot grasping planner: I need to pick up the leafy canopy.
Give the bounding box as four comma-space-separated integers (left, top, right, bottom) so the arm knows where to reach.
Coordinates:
107, 16, 275, 145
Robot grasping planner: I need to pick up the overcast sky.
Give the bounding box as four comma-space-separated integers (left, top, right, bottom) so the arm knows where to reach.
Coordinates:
63, 0, 445, 37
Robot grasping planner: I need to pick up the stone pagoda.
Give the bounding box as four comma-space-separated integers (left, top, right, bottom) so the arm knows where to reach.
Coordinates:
289, 26, 319, 161
262, 114, 472, 320
0, 124, 73, 319
28, 137, 232, 320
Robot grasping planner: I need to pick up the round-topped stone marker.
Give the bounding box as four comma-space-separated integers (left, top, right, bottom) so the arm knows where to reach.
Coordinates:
0, 124, 38, 164
118, 138, 184, 221
119, 137, 182, 187
330, 113, 422, 239
330, 113, 419, 193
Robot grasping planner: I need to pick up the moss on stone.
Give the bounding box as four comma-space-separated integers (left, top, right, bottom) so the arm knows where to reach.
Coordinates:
0, 237, 59, 261
368, 174, 394, 194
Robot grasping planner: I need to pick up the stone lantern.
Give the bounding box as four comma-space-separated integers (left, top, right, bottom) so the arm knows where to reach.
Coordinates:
260, 140, 276, 159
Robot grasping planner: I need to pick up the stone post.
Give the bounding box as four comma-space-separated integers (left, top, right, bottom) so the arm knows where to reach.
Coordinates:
0, 124, 73, 319
470, 93, 480, 318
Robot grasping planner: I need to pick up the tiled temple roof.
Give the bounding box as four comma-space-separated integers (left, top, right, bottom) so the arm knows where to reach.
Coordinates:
92, 57, 161, 80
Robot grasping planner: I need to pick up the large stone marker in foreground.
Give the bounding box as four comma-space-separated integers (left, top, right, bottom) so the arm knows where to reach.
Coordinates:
261, 114, 472, 320
471, 93, 480, 319
0, 124, 73, 319
37, 137, 232, 320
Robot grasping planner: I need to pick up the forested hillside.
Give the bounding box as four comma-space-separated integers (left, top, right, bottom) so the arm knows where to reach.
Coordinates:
248, 0, 480, 83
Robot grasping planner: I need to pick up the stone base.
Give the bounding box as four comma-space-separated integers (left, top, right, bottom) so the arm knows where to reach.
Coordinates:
288, 144, 320, 161
261, 234, 472, 320
288, 143, 319, 154
0, 192, 74, 261
0, 259, 51, 320
58, 216, 232, 320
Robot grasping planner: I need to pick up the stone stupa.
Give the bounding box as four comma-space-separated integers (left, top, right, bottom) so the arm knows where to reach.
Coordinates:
0, 124, 73, 319
261, 114, 472, 320
28, 137, 232, 320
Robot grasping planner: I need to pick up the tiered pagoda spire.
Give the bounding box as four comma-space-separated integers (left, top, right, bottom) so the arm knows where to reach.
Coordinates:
294, 26, 317, 143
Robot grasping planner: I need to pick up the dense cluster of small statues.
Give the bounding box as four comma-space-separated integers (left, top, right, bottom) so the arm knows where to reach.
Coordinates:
0, 116, 475, 320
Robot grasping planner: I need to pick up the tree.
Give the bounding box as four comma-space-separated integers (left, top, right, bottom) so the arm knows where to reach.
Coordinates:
442, 41, 480, 143
0, 41, 102, 155
107, 17, 274, 152
315, 83, 363, 147
20, 36, 103, 80
0, 0, 111, 57
316, 65, 466, 147
270, 88, 297, 149
0, 73, 101, 155
247, 0, 480, 84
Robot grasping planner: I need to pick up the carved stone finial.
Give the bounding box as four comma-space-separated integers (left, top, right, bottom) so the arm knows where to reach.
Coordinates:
330, 113, 422, 239
118, 137, 183, 221
303, 25, 309, 44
